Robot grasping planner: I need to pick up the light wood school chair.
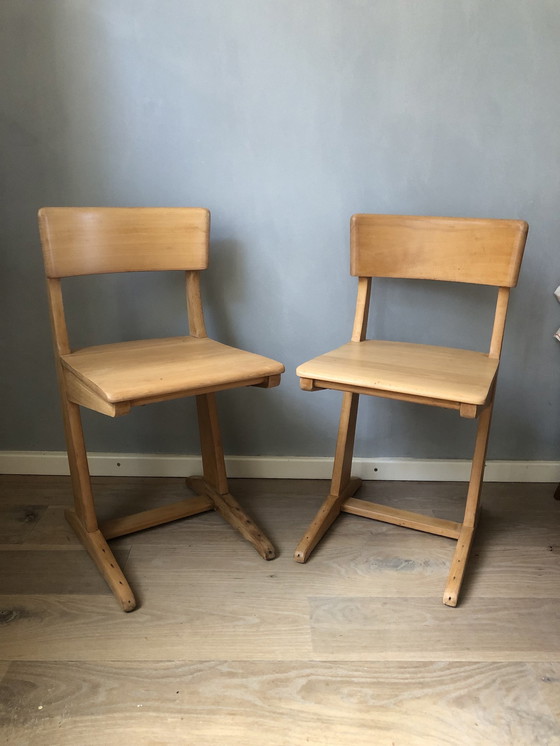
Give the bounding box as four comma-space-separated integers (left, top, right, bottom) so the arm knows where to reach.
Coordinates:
39, 207, 284, 612
295, 214, 527, 606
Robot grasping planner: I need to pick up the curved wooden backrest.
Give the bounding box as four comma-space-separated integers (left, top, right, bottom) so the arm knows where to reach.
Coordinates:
350, 214, 528, 287
39, 207, 210, 278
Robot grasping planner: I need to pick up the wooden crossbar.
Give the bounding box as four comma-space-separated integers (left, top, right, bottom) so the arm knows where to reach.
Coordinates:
100, 495, 214, 540
341, 497, 462, 540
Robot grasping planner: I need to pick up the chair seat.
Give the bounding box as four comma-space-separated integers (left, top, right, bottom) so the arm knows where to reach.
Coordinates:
296, 340, 499, 406
62, 336, 284, 403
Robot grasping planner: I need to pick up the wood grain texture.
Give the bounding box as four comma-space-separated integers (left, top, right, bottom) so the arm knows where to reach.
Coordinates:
0, 476, 559, 744
100, 494, 214, 540
342, 497, 462, 538
62, 336, 284, 405
0, 549, 130, 594
294, 478, 362, 563
310, 597, 560, 661
64, 511, 136, 611
0, 661, 9, 683
187, 476, 276, 560
350, 214, 528, 287
0, 592, 312, 661
0, 505, 46, 544
0, 661, 558, 746
297, 340, 498, 406
39, 207, 210, 278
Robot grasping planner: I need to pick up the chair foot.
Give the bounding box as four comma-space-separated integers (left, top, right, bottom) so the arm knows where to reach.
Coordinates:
186, 476, 276, 560
294, 477, 362, 563
65, 509, 136, 612
443, 525, 475, 607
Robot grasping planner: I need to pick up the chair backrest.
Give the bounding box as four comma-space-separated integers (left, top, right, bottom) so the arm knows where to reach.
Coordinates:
38, 207, 211, 354
350, 214, 528, 287
39, 207, 210, 278
349, 214, 529, 356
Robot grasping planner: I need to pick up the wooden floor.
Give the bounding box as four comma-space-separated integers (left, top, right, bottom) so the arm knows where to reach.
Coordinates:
0, 475, 559, 745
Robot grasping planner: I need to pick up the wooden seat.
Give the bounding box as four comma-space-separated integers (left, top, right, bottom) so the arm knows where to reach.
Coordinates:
63, 336, 283, 415
39, 207, 284, 612
298, 340, 499, 410
295, 214, 528, 606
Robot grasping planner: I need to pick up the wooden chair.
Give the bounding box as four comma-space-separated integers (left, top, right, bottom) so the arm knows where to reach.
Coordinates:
39, 207, 284, 612
295, 214, 528, 606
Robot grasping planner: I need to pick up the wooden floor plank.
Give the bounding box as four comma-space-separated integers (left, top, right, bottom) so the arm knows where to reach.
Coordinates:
0, 549, 130, 594
0, 660, 9, 683
0, 593, 313, 661
0, 475, 559, 744
534, 662, 560, 720
0, 505, 47, 544
124, 538, 560, 599
309, 597, 560, 661
0, 660, 558, 746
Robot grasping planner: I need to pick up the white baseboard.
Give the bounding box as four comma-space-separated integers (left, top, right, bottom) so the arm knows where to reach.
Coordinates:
1, 451, 559, 482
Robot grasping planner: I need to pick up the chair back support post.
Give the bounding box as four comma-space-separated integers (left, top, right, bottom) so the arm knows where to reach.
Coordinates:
186, 270, 207, 338
351, 277, 372, 342
45, 278, 71, 355
488, 287, 511, 359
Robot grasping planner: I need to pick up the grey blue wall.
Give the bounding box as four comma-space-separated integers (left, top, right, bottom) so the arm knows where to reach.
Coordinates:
1, 0, 559, 460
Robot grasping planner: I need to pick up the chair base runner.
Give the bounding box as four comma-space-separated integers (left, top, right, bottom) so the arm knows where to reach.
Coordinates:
443, 525, 475, 607
294, 477, 362, 563
65, 509, 137, 612
187, 476, 276, 560
67, 477, 276, 611
293, 479, 479, 608
342, 494, 477, 607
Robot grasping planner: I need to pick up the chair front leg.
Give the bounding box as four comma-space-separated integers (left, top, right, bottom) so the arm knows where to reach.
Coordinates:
444, 400, 494, 607
195, 392, 229, 494
62, 398, 136, 612
189, 392, 276, 560
294, 392, 362, 563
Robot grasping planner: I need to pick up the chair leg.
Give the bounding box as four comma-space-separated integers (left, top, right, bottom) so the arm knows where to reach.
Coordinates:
443, 400, 494, 607
187, 393, 276, 560
294, 392, 362, 563
62, 398, 136, 612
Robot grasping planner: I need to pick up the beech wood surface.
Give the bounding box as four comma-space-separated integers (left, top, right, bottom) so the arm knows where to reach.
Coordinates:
350, 214, 527, 286
297, 340, 499, 407
341, 498, 462, 539
39, 207, 210, 277
62, 336, 283, 405
100, 495, 214, 540
65, 509, 136, 612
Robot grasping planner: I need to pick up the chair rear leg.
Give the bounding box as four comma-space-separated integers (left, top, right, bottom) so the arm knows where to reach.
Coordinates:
188, 393, 276, 560
294, 392, 362, 563
444, 400, 494, 607
194, 392, 229, 494
62, 398, 136, 612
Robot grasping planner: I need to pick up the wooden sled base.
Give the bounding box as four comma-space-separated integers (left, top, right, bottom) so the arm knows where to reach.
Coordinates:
66, 476, 276, 612
294, 481, 477, 608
